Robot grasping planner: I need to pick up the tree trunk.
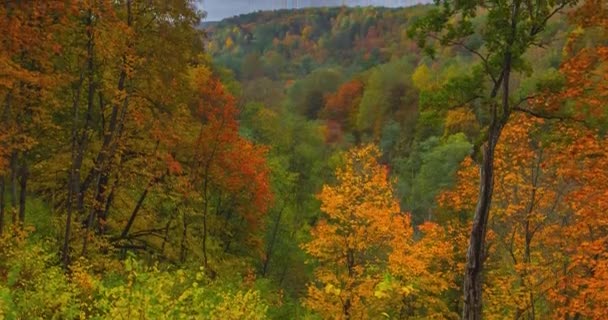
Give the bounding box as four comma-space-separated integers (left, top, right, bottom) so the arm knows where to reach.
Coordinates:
120, 179, 152, 239
63, 8, 92, 267
10, 152, 18, 217
262, 203, 286, 277
462, 136, 497, 320
0, 176, 5, 235
93, 172, 109, 227
17, 159, 27, 225
79, 0, 132, 209
98, 178, 117, 235
180, 211, 188, 263
462, 1, 518, 315
202, 192, 209, 268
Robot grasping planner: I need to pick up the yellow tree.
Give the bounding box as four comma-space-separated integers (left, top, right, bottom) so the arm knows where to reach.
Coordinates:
302, 144, 405, 319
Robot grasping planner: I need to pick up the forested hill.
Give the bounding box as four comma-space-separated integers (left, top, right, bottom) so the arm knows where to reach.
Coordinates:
205, 5, 571, 229
206, 6, 432, 77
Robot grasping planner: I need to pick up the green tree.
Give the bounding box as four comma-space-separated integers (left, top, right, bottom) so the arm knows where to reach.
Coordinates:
410, 0, 582, 318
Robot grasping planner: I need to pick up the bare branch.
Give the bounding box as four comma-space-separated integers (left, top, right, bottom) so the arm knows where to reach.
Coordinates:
428, 34, 499, 86
512, 106, 585, 123
530, 2, 570, 36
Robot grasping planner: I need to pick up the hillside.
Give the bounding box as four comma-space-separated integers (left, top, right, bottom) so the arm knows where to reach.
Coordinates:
206, 6, 431, 77
207, 5, 571, 223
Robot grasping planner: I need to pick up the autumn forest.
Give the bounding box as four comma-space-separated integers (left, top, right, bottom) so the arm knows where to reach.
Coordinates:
1, 0, 607, 319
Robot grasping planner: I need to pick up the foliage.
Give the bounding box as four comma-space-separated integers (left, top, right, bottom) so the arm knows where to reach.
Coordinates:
0, 2, 606, 319
303, 145, 456, 319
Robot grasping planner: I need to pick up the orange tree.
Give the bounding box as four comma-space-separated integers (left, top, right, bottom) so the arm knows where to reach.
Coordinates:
303, 144, 456, 319
439, 114, 608, 318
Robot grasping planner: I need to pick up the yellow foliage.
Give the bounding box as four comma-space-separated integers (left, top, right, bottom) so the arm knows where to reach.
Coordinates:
225, 36, 234, 50
444, 107, 479, 138
303, 144, 456, 319
412, 63, 433, 91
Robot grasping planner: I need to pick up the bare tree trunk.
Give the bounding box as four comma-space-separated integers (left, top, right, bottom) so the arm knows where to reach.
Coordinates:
160, 213, 175, 254
17, 158, 27, 225
98, 177, 117, 235
462, 135, 498, 319
81, 173, 101, 257
262, 202, 286, 276
180, 211, 188, 263
0, 176, 5, 235
120, 178, 154, 239
10, 151, 18, 220
202, 185, 209, 268
93, 172, 109, 226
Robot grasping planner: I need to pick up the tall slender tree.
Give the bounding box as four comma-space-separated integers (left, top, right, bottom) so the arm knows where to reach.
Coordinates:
410, 0, 581, 318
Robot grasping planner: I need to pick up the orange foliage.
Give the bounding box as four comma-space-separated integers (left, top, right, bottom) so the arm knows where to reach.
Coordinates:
190, 67, 273, 247
303, 145, 455, 318
439, 6, 608, 315
302, 145, 404, 318
532, 0, 607, 123
322, 79, 364, 125
439, 114, 608, 318
320, 80, 364, 143
0, 1, 69, 172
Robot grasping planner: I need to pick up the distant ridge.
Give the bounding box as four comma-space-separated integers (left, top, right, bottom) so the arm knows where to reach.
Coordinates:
200, 0, 432, 21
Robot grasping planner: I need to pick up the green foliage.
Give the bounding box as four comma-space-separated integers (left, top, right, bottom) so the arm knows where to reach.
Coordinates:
93, 258, 269, 319
357, 58, 416, 136
396, 134, 472, 223
288, 68, 344, 118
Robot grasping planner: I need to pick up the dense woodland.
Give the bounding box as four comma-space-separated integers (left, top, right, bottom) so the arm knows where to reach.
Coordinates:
0, 0, 607, 319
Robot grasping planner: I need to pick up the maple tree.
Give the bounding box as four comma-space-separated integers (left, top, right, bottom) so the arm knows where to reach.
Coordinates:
410, 1, 585, 317
303, 144, 456, 318
302, 145, 405, 318
320, 79, 364, 143
544, 3, 608, 317
186, 66, 273, 272
439, 113, 608, 318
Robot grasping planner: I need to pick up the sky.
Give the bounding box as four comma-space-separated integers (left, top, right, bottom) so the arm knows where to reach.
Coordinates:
199, 0, 430, 21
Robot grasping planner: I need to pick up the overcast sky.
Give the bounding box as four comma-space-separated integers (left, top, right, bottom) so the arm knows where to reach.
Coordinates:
199, 0, 430, 21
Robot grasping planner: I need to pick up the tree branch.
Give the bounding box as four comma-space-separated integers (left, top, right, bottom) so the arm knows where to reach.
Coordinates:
512, 106, 585, 123
428, 34, 499, 86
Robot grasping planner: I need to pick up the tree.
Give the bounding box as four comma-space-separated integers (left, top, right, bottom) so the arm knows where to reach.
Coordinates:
0, 1, 67, 229
304, 144, 460, 319
320, 79, 364, 143
322, 79, 364, 127
186, 66, 273, 273
396, 133, 472, 224
356, 58, 416, 138
410, 1, 582, 317
288, 68, 343, 118
302, 145, 406, 319
439, 114, 608, 318
51, 0, 207, 266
